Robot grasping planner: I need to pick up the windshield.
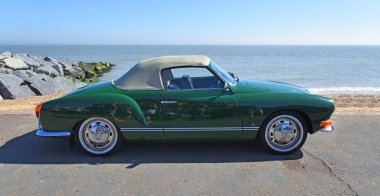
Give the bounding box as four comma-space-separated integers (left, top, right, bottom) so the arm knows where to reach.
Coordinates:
210, 62, 237, 85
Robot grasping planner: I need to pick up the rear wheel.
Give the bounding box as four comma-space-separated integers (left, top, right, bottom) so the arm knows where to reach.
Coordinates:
77, 117, 123, 156
259, 112, 307, 154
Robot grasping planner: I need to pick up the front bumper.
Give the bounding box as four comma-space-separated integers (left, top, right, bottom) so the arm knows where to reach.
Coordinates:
319, 125, 334, 132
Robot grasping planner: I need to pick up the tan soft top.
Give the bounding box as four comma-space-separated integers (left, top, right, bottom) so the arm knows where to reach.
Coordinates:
113, 55, 211, 90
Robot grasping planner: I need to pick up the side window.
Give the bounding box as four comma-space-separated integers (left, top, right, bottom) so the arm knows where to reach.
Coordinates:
162, 67, 224, 90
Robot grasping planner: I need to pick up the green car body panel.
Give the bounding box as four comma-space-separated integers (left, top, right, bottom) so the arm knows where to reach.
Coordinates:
39, 62, 335, 142
39, 84, 334, 141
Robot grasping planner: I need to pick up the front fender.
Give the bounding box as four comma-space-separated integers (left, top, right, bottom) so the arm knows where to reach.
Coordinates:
235, 92, 334, 133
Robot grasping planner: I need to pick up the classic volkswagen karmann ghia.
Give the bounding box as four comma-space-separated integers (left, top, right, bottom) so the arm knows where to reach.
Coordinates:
36, 55, 334, 156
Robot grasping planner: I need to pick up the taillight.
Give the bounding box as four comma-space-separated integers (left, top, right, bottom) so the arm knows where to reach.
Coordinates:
35, 103, 42, 118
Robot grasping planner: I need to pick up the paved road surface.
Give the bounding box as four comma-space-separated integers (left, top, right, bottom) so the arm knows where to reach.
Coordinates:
0, 114, 379, 195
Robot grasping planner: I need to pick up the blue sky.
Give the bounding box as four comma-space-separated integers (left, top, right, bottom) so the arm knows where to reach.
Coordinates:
1, 0, 380, 45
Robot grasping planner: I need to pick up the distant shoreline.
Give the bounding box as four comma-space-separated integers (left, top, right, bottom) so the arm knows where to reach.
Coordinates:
308, 87, 380, 95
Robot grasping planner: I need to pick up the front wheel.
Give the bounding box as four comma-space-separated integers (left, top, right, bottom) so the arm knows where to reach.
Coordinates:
77, 117, 123, 156
259, 112, 307, 154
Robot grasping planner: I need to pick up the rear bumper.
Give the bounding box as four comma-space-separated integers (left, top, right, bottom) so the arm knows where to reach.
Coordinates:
36, 129, 71, 137
319, 125, 334, 132
36, 121, 71, 137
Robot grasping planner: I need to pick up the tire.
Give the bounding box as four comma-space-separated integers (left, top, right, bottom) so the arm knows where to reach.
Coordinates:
76, 117, 123, 156
259, 111, 308, 154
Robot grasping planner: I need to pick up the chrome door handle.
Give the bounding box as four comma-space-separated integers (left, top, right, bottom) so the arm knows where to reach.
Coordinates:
161, 100, 177, 104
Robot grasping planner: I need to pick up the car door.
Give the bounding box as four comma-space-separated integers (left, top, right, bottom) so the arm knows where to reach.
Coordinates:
160, 66, 242, 140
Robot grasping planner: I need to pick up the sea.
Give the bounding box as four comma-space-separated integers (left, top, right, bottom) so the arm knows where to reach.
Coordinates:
1, 45, 380, 94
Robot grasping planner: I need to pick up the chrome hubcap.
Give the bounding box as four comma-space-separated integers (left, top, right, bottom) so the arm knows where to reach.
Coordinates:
272, 121, 296, 145
265, 115, 303, 152
87, 122, 111, 144
80, 118, 117, 153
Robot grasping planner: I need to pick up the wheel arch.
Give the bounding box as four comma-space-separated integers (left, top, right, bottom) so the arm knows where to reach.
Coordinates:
70, 117, 122, 133
71, 119, 86, 133
264, 109, 314, 134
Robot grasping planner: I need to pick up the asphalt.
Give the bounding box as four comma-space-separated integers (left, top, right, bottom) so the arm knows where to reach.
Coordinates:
0, 114, 379, 195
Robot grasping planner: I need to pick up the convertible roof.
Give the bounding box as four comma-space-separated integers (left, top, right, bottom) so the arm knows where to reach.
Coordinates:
113, 55, 211, 90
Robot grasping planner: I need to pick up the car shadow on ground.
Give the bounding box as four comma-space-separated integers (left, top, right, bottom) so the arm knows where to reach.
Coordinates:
0, 130, 303, 168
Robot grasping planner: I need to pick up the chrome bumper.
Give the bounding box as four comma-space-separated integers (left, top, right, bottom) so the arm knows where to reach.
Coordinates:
36, 128, 71, 137
36, 121, 71, 137
319, 126, 334, 132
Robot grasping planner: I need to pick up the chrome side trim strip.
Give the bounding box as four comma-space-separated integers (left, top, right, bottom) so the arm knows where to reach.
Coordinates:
243, 127, 260, 130
120, 128, 163, 132
164, 129, 240, 132
120, 127, 260, 132
160, 100, 178, 104
165, 127, 241, 130
36, 129, 71, 137
120, 128, 163, 130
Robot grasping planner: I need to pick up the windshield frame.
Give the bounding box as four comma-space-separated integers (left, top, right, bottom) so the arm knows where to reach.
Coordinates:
209, 61, 237, 86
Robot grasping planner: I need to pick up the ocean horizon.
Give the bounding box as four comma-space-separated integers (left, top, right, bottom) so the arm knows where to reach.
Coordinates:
1, 45, 380, 94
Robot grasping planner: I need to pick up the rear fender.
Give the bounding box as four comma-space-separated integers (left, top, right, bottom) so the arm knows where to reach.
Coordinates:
40, 93, 147, 133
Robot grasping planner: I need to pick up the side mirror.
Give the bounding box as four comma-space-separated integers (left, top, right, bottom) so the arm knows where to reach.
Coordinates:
228, 72, 235, 78
224, 83, 231, 92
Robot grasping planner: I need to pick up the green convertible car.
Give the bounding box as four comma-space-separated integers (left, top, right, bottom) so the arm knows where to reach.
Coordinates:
36, 55, 334, 156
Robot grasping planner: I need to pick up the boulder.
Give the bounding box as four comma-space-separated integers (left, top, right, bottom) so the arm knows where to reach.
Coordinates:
13, 70, 39, 80
0, 73, 35, 99
0, 51, 116, 99
52, 62, 64, 76
34, 64, 60, 77
43, 56, 58, 62
66, 65, 85, 80
61, 63, 75, 76
32, 56, 55, 67
71, 61, 80, 66
14, 54, 40, 69
26, 75, 61, 95
59, 61, 73, 68
84, 70, 98, 82
33, 56, 63, 76
1, 57, 29, 70
1, 51, 12, 57
61, 60, 79, 66
94, 62, 110, 72
0, 67, 14, 74
52, 76, 77, 91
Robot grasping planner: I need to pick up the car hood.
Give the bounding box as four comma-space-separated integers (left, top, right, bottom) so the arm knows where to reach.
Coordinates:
233, 79, 309, 94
